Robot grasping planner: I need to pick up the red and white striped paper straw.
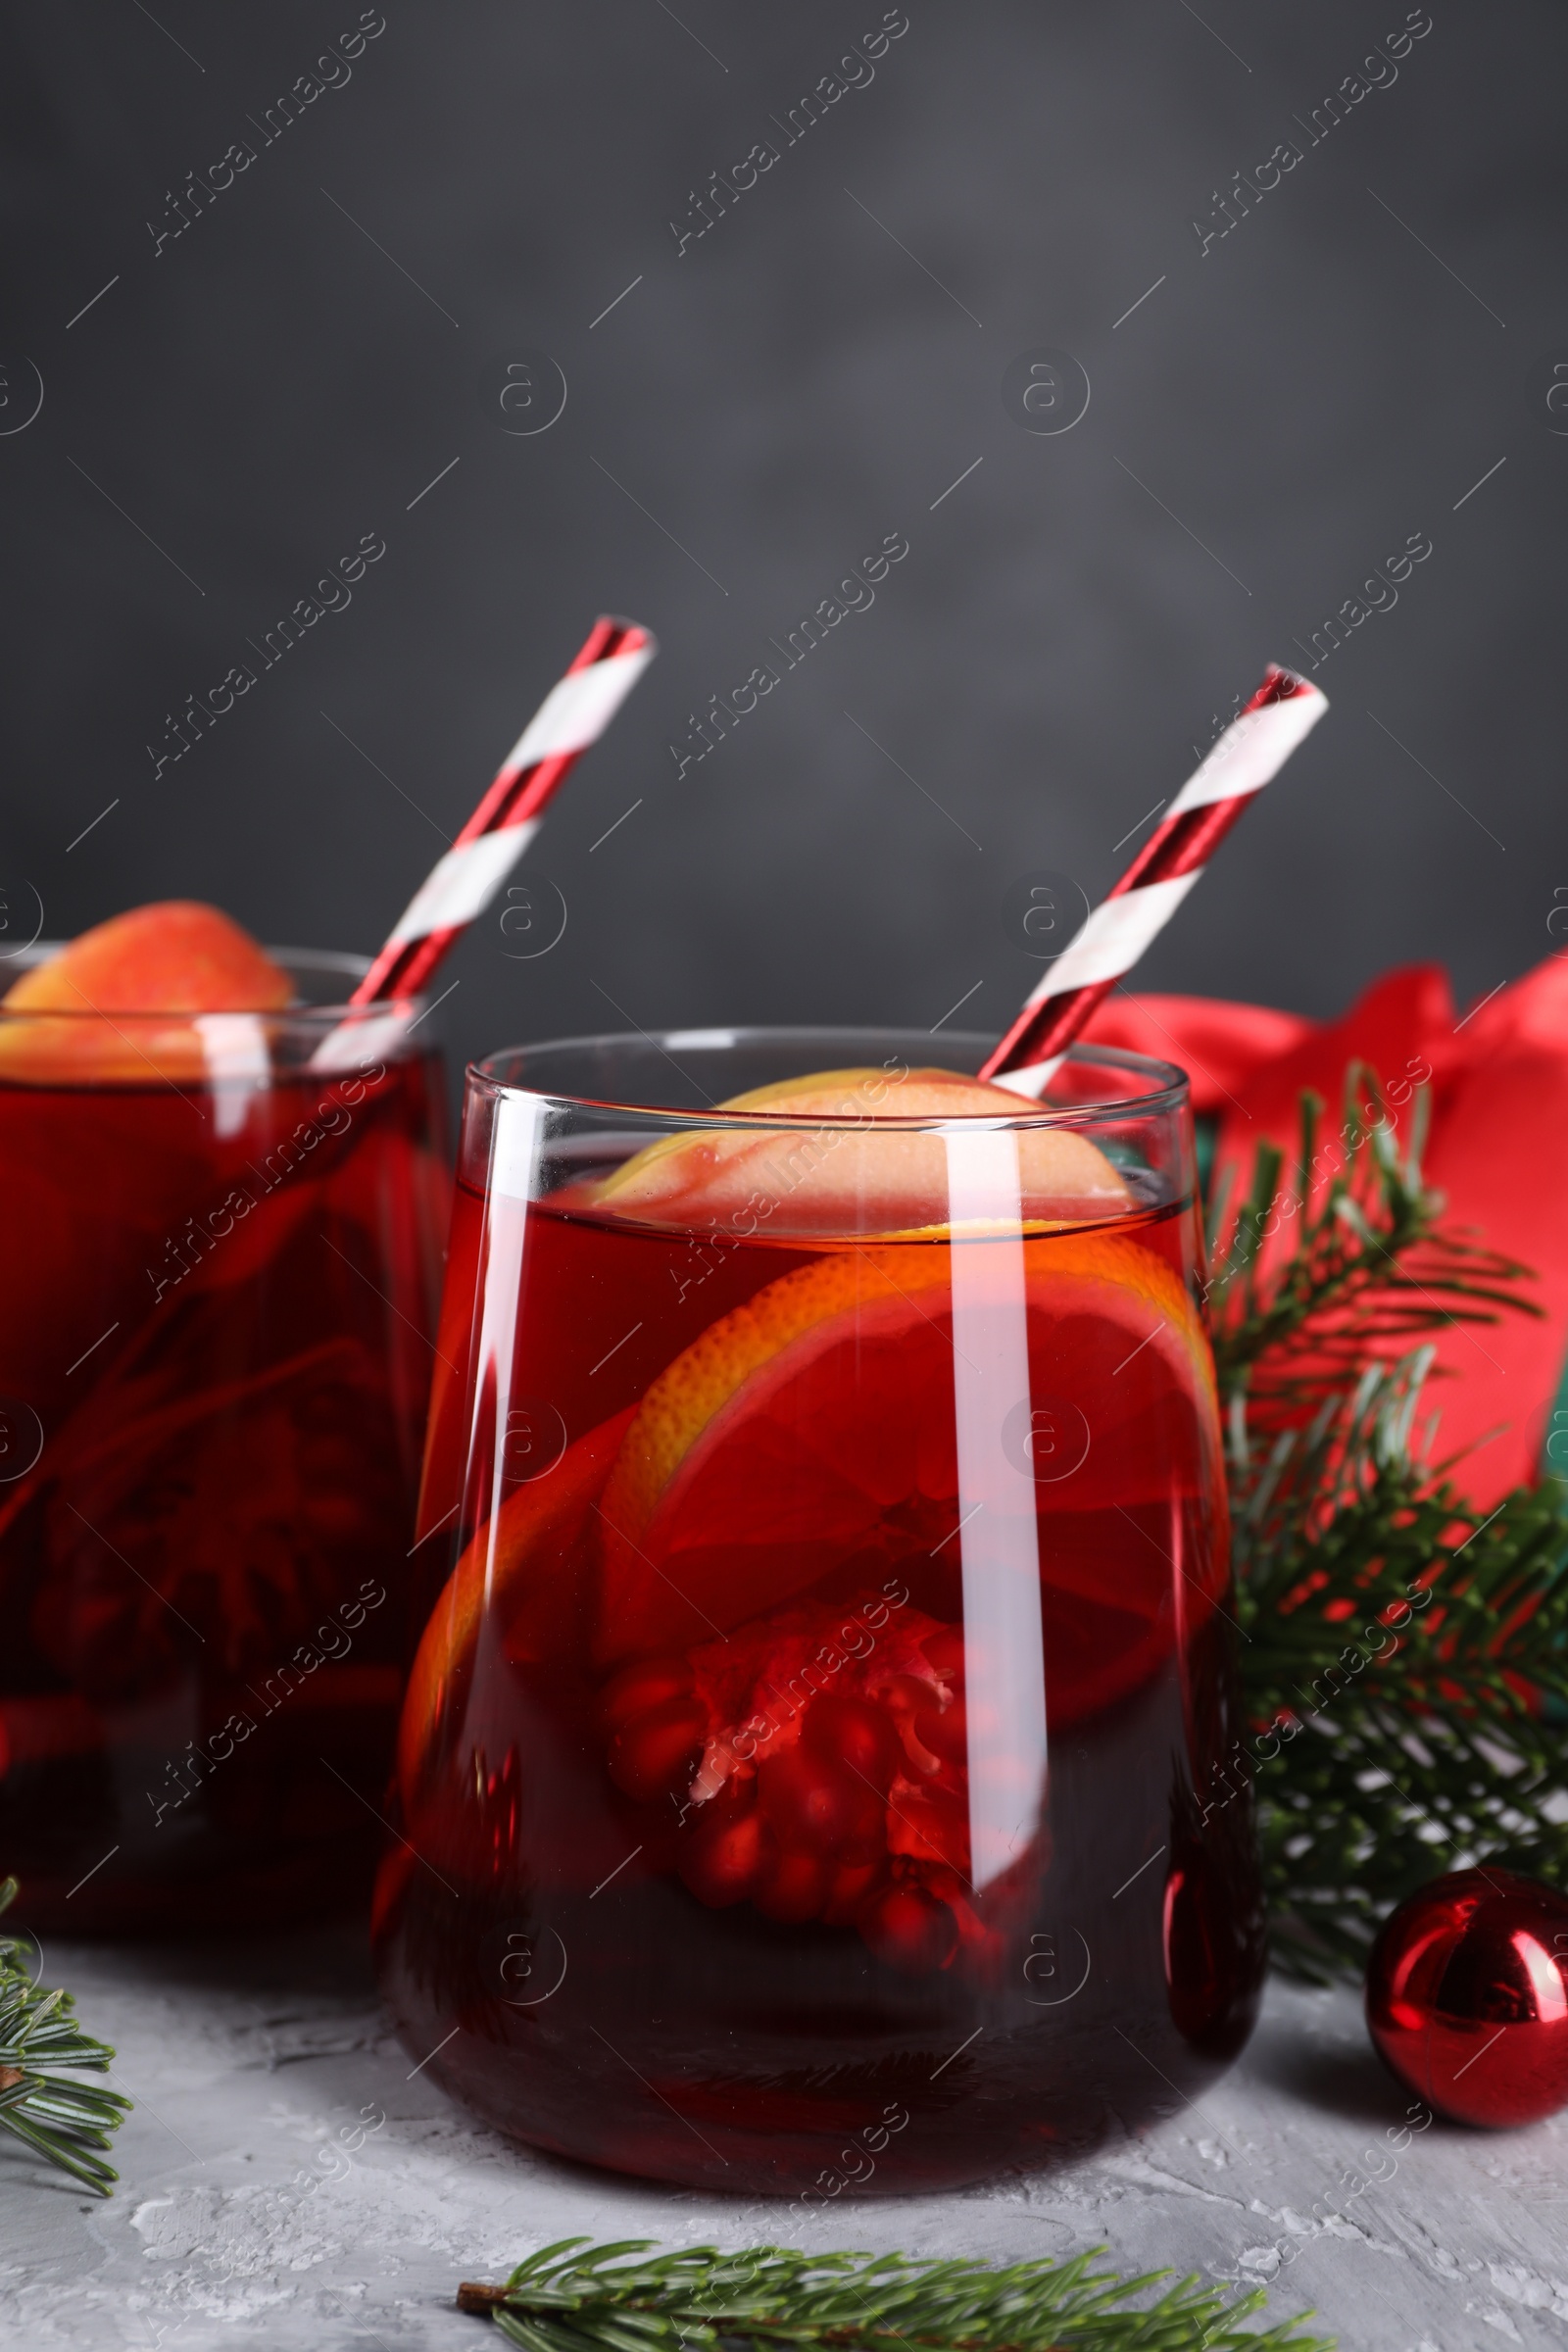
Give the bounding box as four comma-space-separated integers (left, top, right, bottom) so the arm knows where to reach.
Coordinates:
981, 663, 1328, 1096
308, 615, 655, 1074
351, 614, 657, 1007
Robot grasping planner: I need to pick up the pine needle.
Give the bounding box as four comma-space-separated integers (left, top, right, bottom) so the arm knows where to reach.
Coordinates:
1207, 1063, 1533, 1431
0, 1877, 131, 2193
457, 2237, 1332, 2352
1209, 1071, 1568, 1979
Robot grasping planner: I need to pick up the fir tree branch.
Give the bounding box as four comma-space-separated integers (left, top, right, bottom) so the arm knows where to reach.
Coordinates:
458, 2238, 1332, 2352
1211, 1073, 1568, 1978
0, 1877, 131, 2193
1235, 1378, 1568, 1981
1207, 1066, 1535, 1432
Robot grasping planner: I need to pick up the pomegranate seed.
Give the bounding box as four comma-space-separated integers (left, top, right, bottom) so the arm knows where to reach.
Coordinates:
758, 1743, 870, 1857
862, 1884, 959, 1975
913, 1693, 967, 1764
805, 1694, 901, 1791
840, 1790, 890, 1865
822, 1857, 886, 1926
607, 1696, 707, 1803
678, 1788, 768, 1907
921, 1625, 966, 1677
754, 1844, 833, 1924
598, 1654, 695, 1736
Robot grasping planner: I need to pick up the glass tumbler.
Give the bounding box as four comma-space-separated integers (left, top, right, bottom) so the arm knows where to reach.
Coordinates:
377, 1029, 1263, 2195
0, 951, 449, 1931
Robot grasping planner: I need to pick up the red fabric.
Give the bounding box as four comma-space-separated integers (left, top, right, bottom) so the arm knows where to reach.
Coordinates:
1078, 992, 1314, 1115
1417, 959, 1568, 1501
1081, 959, 1568, 1507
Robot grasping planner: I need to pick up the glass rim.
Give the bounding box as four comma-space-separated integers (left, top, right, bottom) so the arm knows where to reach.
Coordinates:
0, 942, 427, 1024
466, 1027, 1190, 1131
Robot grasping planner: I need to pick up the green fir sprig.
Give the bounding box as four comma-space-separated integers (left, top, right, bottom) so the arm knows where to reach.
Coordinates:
1206, 1067, 1531, 1427
1207, 1070, 1568, 1979
457, 2237, 1332, 2352
0, 1877, 130, 2193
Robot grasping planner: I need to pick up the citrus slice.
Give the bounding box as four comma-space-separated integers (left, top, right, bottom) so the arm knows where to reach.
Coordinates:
591, 1065, 1131, 1238
396, 1407, 634, 1809
4, 901, 292, 1015
0, 902, 292, 1084
594, 1230, 1222, 1691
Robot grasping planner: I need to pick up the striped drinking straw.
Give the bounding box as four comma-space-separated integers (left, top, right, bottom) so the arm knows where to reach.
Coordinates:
981, 663, 1328, 1096
350, 614, 657, 1007
309, 616, 655, 1074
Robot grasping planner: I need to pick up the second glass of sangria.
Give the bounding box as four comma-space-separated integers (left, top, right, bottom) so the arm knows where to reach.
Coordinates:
376, 1028, 1262, 2195
0, 909, 448, 1932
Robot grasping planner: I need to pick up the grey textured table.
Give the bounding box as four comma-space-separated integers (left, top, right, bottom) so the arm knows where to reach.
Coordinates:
3, 1930, 1564, 2350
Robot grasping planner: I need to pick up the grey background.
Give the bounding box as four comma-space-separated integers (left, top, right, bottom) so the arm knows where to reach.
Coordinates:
1, 0, 1560, 1092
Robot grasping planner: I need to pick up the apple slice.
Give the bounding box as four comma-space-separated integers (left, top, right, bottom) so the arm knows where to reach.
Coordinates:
0, 902, 292, 1083
592, 1065, 1131, 1237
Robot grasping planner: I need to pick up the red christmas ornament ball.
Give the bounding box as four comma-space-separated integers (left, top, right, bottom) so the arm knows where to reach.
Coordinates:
1366, 1869, 1568, 2128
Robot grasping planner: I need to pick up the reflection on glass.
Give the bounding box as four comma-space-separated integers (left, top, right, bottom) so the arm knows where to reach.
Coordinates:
377, 1031, 1263, 2195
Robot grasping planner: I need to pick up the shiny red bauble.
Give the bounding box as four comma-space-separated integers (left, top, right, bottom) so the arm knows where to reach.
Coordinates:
1366, 1869, 1568, 2128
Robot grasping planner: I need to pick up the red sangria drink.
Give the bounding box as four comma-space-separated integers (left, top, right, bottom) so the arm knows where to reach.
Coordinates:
0, 906, 449, 1932
376, 1030, 1262, 2196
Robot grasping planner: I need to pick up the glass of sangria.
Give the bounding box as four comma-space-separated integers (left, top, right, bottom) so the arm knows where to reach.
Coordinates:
376, 1028, 1262, 2196
0, 930, 449, 1932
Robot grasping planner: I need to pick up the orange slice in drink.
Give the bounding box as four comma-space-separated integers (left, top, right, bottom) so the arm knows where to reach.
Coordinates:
595, 1229, 1222, 1694
396, 1407, 634, 1809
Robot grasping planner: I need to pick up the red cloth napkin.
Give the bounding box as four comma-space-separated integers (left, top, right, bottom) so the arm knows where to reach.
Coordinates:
1081, 957, 1568, 1507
